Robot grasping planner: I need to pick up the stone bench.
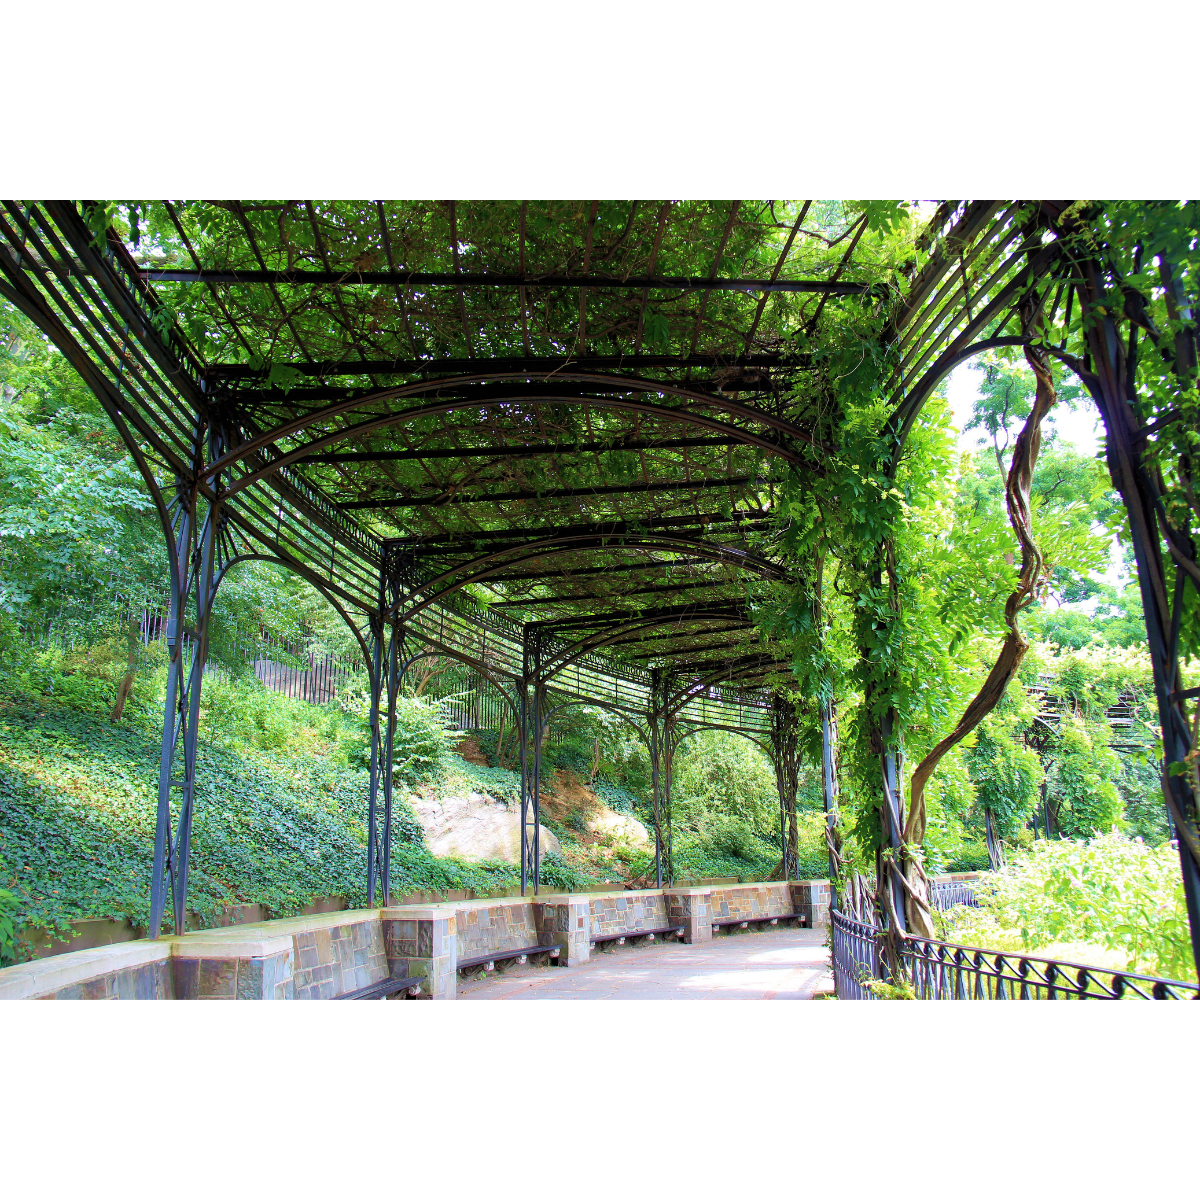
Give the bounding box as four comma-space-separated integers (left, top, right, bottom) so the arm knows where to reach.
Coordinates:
0, 881, 835, 999
711, 913, 800, 933
457, 944, 560, 975
589, 924, 685, 950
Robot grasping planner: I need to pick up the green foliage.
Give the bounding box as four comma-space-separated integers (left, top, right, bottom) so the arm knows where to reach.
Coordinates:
671, 730, 777, 835
334, 680, 459, 781
965, 694, 1043, 838
943, 834, 1194, 981
0, 664, 545, 955
1045, 712, 1123, 838
0, 886, 18, 966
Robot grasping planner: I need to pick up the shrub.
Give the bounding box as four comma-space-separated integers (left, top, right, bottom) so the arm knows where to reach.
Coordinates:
1046, 713, 1123, 838
941, 832, 1194, 981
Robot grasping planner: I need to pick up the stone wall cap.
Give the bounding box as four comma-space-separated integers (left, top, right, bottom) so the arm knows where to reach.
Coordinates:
173, 908, 383, 942
0, 939, 170, 1000
662, 886, 713, 895
446, 896, 534, 912
586, 888, 667, 900
167, 933, 294, 959
380, 906, 457, 921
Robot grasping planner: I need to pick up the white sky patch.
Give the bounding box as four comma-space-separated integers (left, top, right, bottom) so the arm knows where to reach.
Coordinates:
944, 362, 1102, 457
943, 363, 1126, 600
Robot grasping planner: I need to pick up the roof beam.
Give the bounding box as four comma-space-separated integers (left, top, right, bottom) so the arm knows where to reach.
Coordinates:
613, 625, 755, 653
481, 545, 761, 583
596, 623, 755, 656
488, 578, 733, 608
529, 600, 746, 632
145, 269, 870, 294
208, 353, 793, 379
299, 436, 741, 465
402, 511, 770, 548
340, 475, 759, 510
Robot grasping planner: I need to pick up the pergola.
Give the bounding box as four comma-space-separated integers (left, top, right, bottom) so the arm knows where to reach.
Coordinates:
1, 200, 1195, 972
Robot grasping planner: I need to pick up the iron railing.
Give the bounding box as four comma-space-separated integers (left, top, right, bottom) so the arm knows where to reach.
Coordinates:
831, 909, 1198, 1000
929, 880, 979, 910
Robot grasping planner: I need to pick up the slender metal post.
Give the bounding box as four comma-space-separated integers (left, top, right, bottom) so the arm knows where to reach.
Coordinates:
661, 716, 675, 886
148, 420, 226, 937
820, 697, 841, 908
148, 488, 192, 937
984, 806, 1003, 871
648, 667, 666, 887
520, 625, 543, 894
648, 711, 663, 887
365, 616, 384, 905
517, 682, 530, 895
771, 694, 800, 881
173, 496, 220, 933
380, 620, 402, 906
880, 710, 907, 934
532, 682, 544, 894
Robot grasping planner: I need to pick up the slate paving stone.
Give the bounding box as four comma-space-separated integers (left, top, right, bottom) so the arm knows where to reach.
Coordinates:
458, 926, 831, 1001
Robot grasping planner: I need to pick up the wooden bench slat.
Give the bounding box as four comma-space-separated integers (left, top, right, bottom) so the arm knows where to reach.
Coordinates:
457, 945, 560, 971
591, 925, 684, 944
334, 974, 422, 1001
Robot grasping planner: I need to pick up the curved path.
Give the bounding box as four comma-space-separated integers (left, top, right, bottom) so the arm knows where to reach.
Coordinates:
458, 926, 832, 1000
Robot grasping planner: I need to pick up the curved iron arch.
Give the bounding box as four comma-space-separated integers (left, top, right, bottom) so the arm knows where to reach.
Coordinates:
540, 696, 653, 752
213, 551, 375, 673
888, 335, 1031, 447
663, 657, 784, 719
394, 646, 522, 726
534, 614, 754, 686
669, 720, 774, 760
205, 369, 830, 486
401, 533, 787, 621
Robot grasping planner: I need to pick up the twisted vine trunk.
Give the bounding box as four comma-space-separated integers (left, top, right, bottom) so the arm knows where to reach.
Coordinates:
901, 308, 1058, 934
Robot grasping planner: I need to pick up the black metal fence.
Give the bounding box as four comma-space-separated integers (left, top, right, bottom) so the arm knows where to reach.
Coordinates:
831, 910, 1198, 1000
929, 880, 979, 910
830, 910, 882, 1000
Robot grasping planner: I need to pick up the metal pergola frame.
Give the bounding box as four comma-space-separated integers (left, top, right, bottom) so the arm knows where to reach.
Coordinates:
0, 199, 1195, 977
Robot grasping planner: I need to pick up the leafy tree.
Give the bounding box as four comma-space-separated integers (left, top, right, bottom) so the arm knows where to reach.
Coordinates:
1045, 711, 1123, 838
671, 729, 778, 846
942, 833, 1193, 981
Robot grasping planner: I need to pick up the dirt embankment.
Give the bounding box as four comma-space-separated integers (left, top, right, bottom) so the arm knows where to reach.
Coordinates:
449, 738, 650, 882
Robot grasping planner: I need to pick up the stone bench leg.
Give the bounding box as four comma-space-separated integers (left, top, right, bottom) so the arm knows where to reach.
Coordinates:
664, 888, 712, 944
533, 895, 590, 966
789, 881, 830, 929
381, 908, 457, 999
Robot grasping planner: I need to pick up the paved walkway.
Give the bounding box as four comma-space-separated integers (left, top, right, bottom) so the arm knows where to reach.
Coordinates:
458, 926, 833, 1000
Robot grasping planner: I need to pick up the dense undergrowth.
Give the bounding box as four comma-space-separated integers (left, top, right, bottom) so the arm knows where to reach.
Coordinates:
0, 638, 829, 966
0, 648, 602, 964
938, 833, 1195, 982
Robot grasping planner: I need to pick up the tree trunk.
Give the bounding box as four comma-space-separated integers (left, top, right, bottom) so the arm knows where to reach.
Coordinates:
902, 300, 1059, 914
109, 617, 139, 722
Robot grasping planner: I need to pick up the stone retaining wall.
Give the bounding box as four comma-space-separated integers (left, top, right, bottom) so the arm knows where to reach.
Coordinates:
0, 880, 832, 1000
709, 882, 794, 923
453, 898, 540, 960
588, 889, 670, 936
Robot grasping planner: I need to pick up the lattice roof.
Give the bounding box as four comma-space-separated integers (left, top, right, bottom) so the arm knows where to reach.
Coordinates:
0, 200, 1068, 705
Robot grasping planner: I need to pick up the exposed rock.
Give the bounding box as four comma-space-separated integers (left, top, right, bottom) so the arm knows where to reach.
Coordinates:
409, 790, 561, 864
586, 806, 650, 846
